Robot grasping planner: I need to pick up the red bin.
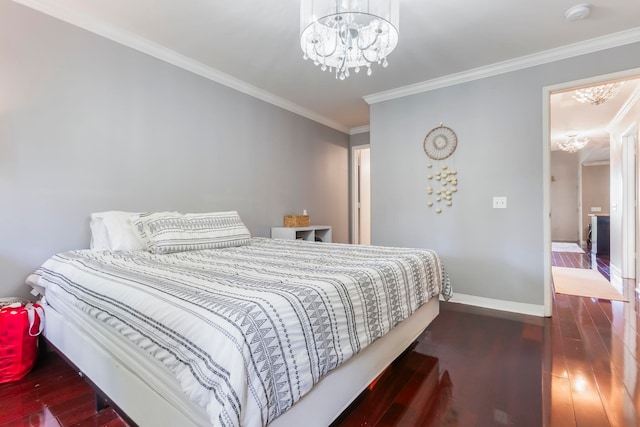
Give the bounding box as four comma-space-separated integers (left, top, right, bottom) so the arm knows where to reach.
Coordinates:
0, 302, 44, 383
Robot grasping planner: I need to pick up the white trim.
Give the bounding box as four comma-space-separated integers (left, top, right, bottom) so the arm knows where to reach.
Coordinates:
11, 0, 351, 135
621, 125, 638, 279
444, 293, 545, 317
364, 27, 640, 105
609, 85, 640, 130
350, 145, 370, 244
578, 162, 584, 246
350, 125, 370, 135
542, 87, 552, 317
610, 262, 623, 279
545, 68, 640, 94
539, 89, 564, 317
583, 160, 611, 167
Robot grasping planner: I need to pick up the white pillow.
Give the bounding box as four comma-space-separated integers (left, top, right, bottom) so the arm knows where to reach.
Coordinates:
132, 211, 251, 254
104, 211, 148, 251
89, 211, 146, 251
89, 212, 113, 250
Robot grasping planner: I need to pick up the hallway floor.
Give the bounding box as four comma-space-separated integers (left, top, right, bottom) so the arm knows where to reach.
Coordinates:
548, 246, 640, 425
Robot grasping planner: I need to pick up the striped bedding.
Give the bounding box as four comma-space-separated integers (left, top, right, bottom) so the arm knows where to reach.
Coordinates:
27, 237, 451, 427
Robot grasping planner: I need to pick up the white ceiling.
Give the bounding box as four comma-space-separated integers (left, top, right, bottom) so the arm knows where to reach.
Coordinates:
551, 77, 640, 161
13, 0, 640, 134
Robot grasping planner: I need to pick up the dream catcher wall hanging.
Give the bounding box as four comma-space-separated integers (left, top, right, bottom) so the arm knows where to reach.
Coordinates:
423, 123, 459, 214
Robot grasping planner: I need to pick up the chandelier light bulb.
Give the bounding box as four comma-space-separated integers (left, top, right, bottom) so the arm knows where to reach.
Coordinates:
558, 134, 590, 153
572, 82, 624, 105
300, 0, 399, 80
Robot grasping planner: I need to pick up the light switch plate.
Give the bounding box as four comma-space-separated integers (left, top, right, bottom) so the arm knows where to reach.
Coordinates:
493, 196, 507, 209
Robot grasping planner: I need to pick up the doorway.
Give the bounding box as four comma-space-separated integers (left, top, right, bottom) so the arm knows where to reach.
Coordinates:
544, 70, 640, 315
352, 145, 371, 245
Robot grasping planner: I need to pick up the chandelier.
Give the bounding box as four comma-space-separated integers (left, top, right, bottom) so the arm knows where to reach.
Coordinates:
558, 134, 590, 153
572, 83, 623, 105
300, 0, 399, 80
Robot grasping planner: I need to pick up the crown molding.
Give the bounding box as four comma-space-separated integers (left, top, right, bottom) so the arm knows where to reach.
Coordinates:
14, 0, 640, 134
609, 84, 640, 130
364, 27, 640, 105
583, 160, 610, 166
349, 125, 370, 135
11, 0, 351, 134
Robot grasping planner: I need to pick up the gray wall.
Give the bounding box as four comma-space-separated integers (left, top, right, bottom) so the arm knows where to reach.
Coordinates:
582, 164, 610, 242
550, 151, 580, 242
370, 42, 640, 307
0, 2, 349, 299
350, 132, 371, 147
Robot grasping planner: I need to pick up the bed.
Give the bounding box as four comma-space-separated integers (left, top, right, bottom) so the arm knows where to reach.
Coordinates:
26, 212, 451, 427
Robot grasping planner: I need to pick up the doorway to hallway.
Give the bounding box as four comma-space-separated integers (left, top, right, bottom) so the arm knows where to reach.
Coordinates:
352, 145, 371, 245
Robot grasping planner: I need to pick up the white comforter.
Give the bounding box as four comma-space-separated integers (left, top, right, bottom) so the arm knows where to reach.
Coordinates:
27, 238, 451, 426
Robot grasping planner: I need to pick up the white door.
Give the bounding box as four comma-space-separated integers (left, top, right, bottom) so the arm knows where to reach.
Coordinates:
359, 148, 371, 245
352, 146, 371, 245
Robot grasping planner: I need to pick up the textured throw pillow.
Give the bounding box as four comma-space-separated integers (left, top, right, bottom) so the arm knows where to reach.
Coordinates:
133, 211, 251, 254
130, 212, 155, 249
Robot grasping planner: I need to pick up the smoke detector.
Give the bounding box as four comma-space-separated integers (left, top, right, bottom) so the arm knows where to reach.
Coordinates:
565, 3, 591, 21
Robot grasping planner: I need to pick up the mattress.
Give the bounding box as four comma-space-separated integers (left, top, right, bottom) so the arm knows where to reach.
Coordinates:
27, 237, 451, 427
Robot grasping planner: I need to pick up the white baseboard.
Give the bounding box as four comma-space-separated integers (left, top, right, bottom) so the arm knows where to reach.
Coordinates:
610, 263, 623, 278
443, 293, 545, 317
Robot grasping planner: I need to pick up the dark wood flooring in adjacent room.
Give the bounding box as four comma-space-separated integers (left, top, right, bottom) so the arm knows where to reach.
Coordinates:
2, 247, 637, 427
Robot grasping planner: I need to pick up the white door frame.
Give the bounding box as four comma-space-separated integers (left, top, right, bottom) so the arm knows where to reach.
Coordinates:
351, 144, 371, 244
622, 125, 637, 279
542, 68, 640, 317
637, 128, 640, 285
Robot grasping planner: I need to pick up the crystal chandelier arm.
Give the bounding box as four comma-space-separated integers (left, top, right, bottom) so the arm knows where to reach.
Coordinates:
338, 55, 348, 75
356, 27, 382, 51
312, 21, 338, 58
360, 47, 380, 63
311, 31, 339, 59
361, 35, 392, 63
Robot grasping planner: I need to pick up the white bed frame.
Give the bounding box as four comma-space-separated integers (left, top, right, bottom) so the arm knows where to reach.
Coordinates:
40, 292, 439, 426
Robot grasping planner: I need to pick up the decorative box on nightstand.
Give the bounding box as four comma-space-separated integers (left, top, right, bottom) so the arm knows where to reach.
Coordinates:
270, 225, 332, 243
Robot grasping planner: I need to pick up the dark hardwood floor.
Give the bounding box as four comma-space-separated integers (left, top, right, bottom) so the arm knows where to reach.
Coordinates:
552, 247, 611, 280
332, 304, 545, 427
0, 350, 126, 427
1, 246, 636, 427
546, 247, 639, 427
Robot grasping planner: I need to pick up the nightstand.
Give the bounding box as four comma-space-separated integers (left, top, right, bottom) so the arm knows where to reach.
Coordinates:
271, 225, 332, 243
